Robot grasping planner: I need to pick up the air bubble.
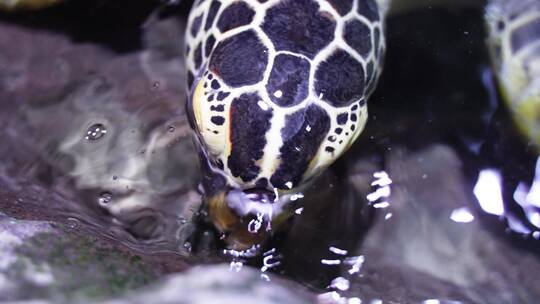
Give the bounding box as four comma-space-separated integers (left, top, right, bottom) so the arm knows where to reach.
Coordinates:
97, 192, 113, 206
66, 217, 80, 229
230, 260, 243, 272
248, 218, 262, 233
85, 124, 107, 141
152, 81, 160, 90
167, 126, 175, 132
330, 277, 350, 291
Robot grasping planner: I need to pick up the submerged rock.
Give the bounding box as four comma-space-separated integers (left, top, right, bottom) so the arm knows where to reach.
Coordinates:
104, 265, 314, 304
0, 6, 202, 254
0, 213, 161, 302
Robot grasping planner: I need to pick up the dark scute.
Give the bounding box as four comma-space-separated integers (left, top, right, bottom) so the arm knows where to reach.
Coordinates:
337, 112, 348, 125
315, 49, 365, 107
217, 91, 230, 101
205, 35, 216, 57
217, 2, 256, 33
357, 0, 379, 22
344, 19, 372, 57
211, 79, 221, 89
261, 0, 336, 58
327, 0, 353, 16
266, 54, 310, 107
280, 109, 306, 143
511, 17, 540, 53
228, 93, 273, 182
211, 116, 225, 125
335, 127, 343, 134
211, 104, 225, 111
351, 113, 357, 122
325, 146, 335, 152
209, 30, 269, 87
207, 94, 214, 102
205, 0, 222, 31
270, 104, 330, 189
194, 43, 202, 69
190, 14, 203, 37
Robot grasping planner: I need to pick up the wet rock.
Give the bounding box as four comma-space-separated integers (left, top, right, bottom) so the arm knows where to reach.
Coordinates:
104, 265, 315, 304
341, 144, 540, 303
0, 8, 210, 302
0, 10, 201, 255
0, 213, 162, 302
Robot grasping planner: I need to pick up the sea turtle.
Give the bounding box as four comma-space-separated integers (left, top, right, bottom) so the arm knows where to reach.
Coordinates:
184, 0, 540, 248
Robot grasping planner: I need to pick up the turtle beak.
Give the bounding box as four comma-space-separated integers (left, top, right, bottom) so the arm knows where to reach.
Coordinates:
205, 186, 302, 251
206, 190, 271, 251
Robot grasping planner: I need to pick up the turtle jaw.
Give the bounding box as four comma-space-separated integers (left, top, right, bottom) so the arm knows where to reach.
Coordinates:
206, 191, 268, 251
205, 187, 293, 251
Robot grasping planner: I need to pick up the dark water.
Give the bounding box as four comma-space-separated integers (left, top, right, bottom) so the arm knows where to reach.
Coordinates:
1, 1, 539, 303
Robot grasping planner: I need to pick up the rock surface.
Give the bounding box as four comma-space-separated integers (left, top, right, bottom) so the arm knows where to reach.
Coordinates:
0, 213, 159, 302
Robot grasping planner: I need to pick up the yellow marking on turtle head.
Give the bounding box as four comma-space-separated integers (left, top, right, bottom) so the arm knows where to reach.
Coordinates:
191, 78, 227, 156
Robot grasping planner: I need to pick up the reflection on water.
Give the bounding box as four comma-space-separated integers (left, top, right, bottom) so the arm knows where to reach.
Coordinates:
474, 169, 505, 216
0, 1, 540, 303
514, 157, 540, 229
474, 162, 540, 236
449, 207, 475, 223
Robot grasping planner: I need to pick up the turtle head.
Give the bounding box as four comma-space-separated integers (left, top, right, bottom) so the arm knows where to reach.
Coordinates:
186, 61, 372, 249
486, 2, 540, 149
184, 1, 384, 249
